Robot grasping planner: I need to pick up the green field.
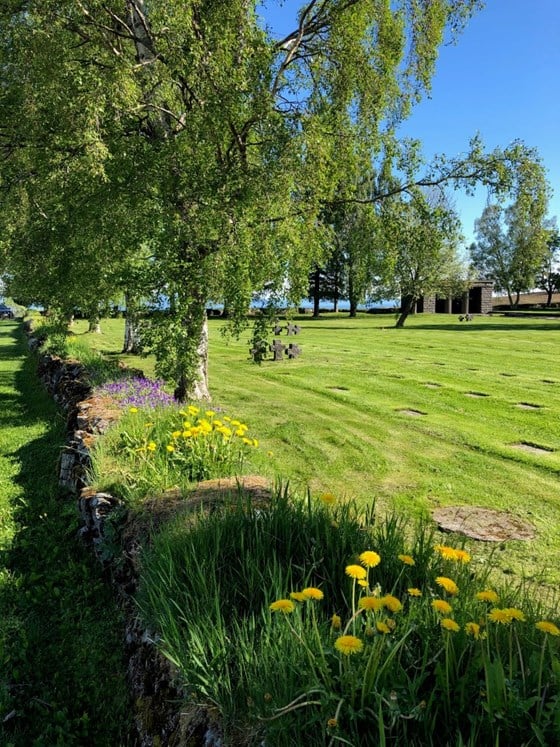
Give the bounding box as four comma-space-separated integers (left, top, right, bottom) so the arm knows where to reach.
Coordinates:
76, 313, 560, 587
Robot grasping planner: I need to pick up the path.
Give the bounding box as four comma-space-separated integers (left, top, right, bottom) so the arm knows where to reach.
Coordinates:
0, 321, 132, 746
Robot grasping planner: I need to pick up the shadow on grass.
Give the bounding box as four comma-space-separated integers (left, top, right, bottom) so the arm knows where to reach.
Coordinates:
400, 321, 560, 332
0, 325, 132, 746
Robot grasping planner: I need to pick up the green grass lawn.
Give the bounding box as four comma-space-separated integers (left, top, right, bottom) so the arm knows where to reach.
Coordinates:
72, 313, 560, 588
0, 320, 131, 745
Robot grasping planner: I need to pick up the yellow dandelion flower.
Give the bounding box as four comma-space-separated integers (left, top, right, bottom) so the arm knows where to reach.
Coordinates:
252, 439, 259, 447
147, 441, 157, 452
535, 621, 560, 636
357, 580, 368, 588
408, 588, 422, 597
476, 590, 499, 604
242, 437, 253, 446
230, 419, 241, 427
503, 607, 525, 622
382, 595, 402, 613
302, 587, 324, 601
465, 622, 481, 639
267, 450, 274, 457
441, 618, 460, 632
182, 430, 192, 438
166, 444, 175, 453
327, 718, 338, 729
360, 550, 381, 568
331, 614, 342, 630
434, 544, 470, 563
334, 635, 363, 656
376, 621, 391, 634
435, 576, 459, 595
129, 406, 138, 413
269, 599, 295, 614
454, 549, 471, 563
199, 419, 212, 432
290, 592, 306, 602
398, 554, 415, 566
187, 405, 199, 416
434, 544, 457, 560
345, 564, 367, 580
488, 608, 513, 625
223, 415, 231, 422
432, 599, 453, 615
359, 597, 384, 612
171, 430, 182, 439
218, 426, 232, 438
182, 420, 192, 429
144, 422, 154, 428
320, 492, 336, 506
205, 410, 215, 418
213, 420, 223, 428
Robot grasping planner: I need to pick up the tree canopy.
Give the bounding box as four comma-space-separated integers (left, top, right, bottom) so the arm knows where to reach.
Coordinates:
0, 0, 550, 397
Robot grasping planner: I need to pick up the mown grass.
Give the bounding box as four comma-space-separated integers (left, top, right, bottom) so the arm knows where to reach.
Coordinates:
70, 313, 560, 587
0, 321, 132, 746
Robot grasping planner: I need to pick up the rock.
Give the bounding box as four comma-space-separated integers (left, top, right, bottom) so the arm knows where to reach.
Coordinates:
432, 506, 536, 542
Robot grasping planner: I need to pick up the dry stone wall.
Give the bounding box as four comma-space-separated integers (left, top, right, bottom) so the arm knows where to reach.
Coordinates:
27, 327, 214, 747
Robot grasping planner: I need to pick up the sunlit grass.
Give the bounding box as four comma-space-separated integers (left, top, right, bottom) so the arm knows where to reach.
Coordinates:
71, 313, 560, 586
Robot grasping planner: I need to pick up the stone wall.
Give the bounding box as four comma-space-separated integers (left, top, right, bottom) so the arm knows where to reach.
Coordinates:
27, 327, 214, 747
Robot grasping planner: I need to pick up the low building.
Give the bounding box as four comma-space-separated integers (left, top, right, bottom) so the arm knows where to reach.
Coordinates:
409, 280, 494, 315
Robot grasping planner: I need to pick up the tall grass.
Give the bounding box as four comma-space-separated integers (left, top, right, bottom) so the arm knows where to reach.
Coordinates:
137, 488, 560, 746
0, 321, 132, 745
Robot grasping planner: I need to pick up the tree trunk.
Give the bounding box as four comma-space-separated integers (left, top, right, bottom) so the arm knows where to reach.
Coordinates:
396, 296, 415, 328
546, 287, 553, 307
348, 273, 357, 318
122, 294, 142, 353
173, 315, 210, 402
88, 315, 101, 333
312, 267, 321, 318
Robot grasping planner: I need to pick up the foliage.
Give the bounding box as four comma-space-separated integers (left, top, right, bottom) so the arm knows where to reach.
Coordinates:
375, 188, 468, 326
4, 0, 535, 398
470, 175, 550, 307
137, 489, 560, 746
535, 219, 560, 306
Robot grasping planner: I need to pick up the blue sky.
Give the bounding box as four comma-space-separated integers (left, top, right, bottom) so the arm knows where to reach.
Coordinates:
258, 0, 560, 247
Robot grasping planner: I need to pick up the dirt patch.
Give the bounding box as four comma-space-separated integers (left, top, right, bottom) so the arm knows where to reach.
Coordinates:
465, 391, 489, 398
516, 403, 542, 410
424, 382, 441, 389
542, 379, 557, 385
432, 506, 536, 542
512, 442, 555, 455
396, 408, 426, 417
328, 386, 349, 391
500, 372, 516, 377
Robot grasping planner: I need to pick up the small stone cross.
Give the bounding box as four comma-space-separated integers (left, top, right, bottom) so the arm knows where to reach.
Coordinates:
269, 339, 286, 361
286, 343, 301, 359
286, 323, 301, 335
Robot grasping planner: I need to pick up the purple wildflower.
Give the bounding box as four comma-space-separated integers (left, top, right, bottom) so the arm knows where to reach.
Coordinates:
95, 377, 174, 409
